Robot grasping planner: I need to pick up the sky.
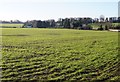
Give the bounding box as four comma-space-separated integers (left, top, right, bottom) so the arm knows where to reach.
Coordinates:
0, 0, 119, 22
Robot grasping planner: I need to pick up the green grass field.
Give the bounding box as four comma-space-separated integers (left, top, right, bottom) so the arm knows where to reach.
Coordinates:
1, 28, 120, 81
0, 24, 24, 28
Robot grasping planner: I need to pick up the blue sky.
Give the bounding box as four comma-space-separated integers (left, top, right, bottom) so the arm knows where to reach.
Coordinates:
0, 0, 119, 21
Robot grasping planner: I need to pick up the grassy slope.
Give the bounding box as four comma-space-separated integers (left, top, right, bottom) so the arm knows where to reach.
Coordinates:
1, 28, 120, 81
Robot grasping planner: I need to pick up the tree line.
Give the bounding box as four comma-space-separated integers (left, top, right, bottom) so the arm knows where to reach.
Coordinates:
22, 17, 120, 30
23, 17, 94, 29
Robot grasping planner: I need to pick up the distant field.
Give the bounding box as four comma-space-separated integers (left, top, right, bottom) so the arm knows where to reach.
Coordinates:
0, 24, 24, 28
89, 23, 120, 29
1, 28, 120, 81
112, 23, 120, 26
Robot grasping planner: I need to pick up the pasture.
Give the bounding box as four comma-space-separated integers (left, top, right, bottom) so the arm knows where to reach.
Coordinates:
1, 28, 119, 81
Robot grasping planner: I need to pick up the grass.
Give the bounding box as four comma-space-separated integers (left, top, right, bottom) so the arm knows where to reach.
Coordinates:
1, 28, 120, 81
0, 24, 24, 28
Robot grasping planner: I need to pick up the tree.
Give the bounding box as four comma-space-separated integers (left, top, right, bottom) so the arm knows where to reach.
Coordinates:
105, 18, 109, 22
63, 18, 70, 28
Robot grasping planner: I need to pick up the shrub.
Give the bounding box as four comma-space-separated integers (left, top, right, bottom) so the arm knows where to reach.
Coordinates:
97, 25, 103, 30
86, 25, 93, 30
115, 25, 120, 29
105, 25, 108, 30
